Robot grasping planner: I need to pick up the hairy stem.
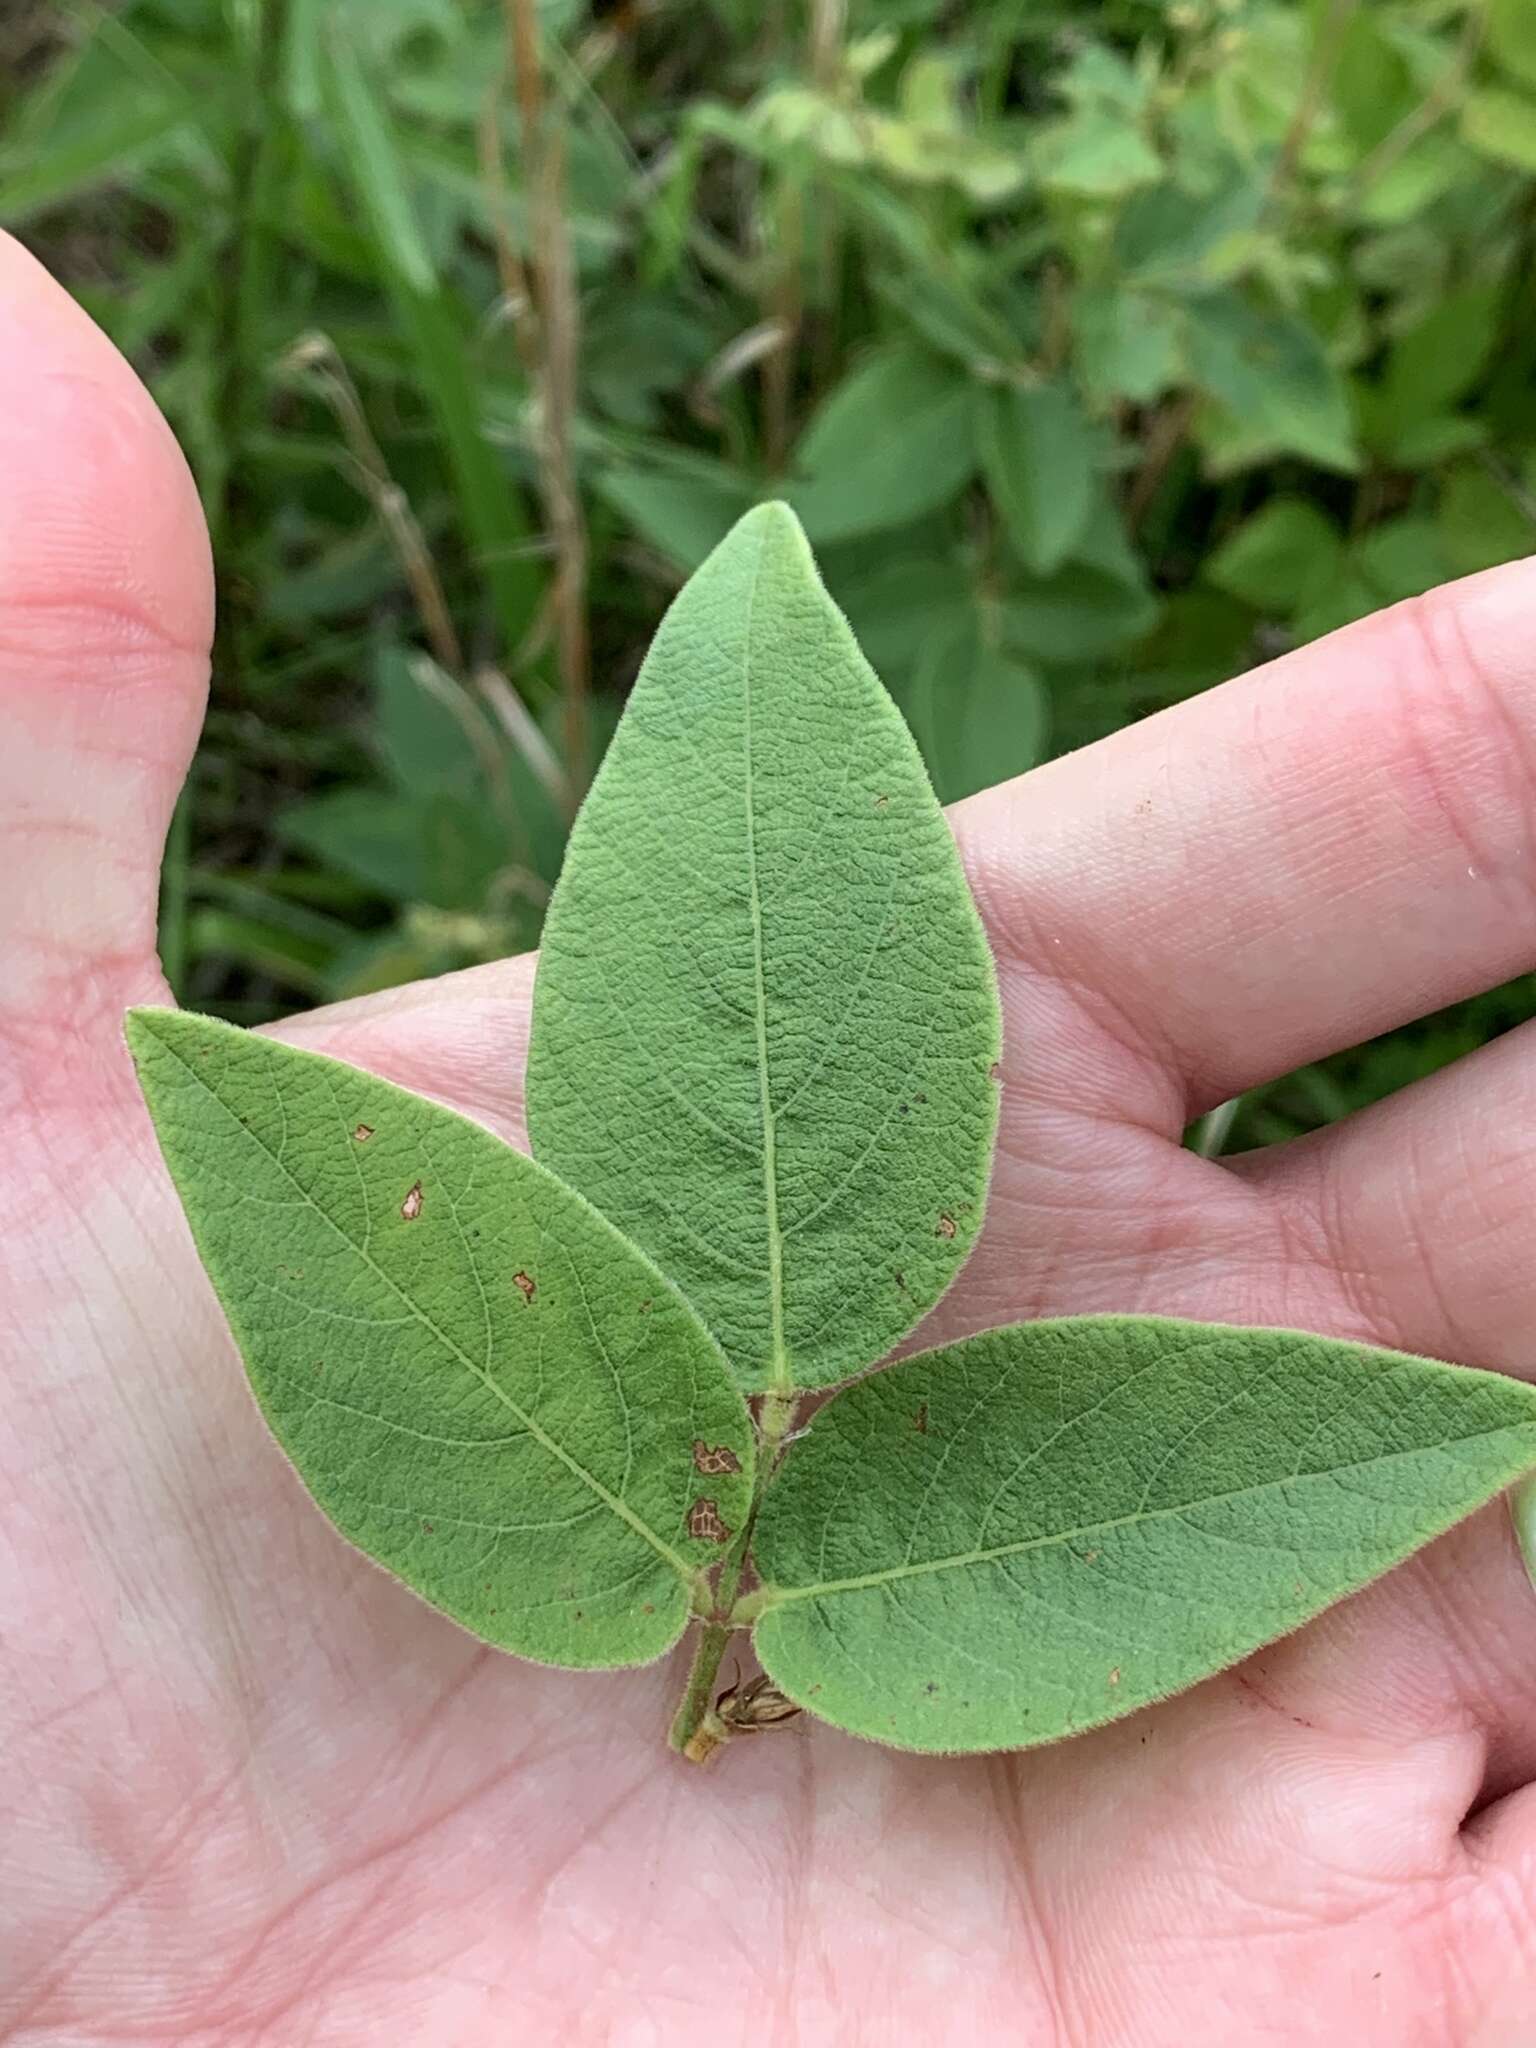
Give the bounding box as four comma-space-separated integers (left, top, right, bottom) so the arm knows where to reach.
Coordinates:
670, 1387, 800, 1761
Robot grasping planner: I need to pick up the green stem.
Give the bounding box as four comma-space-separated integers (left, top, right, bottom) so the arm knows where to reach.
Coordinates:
669, 1387, 799, 1761
669, 1617, 736, 1761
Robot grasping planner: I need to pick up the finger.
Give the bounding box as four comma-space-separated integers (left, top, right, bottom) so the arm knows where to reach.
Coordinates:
269, 954, 537, 1149
1224, 1500, 1536, 1807
0, 231, 212, 1032
1235, 1017, 1536, 1377
956, 557, 1536, 1115
1458, 1772, 1536, 2042
1207, 1040, 1536, 1807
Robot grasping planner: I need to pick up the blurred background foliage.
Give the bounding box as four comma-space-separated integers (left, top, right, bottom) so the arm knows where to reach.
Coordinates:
6, 0, 1536, 1153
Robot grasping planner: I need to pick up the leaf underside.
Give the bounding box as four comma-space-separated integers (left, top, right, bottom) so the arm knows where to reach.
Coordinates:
752, 1315, 1536, 1753
126, 1008, 754, 1670
526, 502, 1001, 1393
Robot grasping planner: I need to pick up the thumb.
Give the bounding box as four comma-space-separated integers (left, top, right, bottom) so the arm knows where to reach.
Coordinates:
0, 231, 212, 1037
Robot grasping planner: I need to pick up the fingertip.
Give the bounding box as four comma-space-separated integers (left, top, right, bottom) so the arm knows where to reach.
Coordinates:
0, 229, 214, 664
0, 234, 214, 1023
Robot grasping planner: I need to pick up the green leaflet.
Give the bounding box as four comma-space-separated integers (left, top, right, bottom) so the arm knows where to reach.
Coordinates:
975, 380, 1099, 577
785, 346, 978, 544
126, 1008, 753, 1669
751, 1316, 1536, 1753
526, 503, 1001, 1392
905, 612, 1046, 803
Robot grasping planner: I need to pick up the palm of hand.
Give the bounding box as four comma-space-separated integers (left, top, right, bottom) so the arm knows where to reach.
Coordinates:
5, 237, 1536, 2047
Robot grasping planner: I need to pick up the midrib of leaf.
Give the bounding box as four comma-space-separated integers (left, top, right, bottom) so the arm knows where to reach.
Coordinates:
156, 1028, 692, 1578
760, 1421, 1536, 1603
739, 523, 789, 1393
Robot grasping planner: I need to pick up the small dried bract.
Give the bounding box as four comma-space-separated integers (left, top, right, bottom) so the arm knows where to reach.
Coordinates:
681, 1670, 802, 1764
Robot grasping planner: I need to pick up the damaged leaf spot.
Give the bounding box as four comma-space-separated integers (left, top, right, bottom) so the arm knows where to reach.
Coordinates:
688, 1497, 731, 1545
913, 1402, 928, 1434
513, 1269, 537, 1305
935, 1212, 956, 1240
400, 1181, 424, 1221
1108, 1668, 1121, 1688
353, 1124, 375, 1143
693, 1439, 743, 1476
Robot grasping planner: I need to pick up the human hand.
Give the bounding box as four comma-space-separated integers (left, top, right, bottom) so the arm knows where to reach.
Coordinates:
4, 231, 1535, 2045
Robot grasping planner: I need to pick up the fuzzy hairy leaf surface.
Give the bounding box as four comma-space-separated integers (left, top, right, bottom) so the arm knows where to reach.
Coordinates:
126, 1008, 753, 1669
752, 1316, 1536, 1752
526, 503, 1001, 1392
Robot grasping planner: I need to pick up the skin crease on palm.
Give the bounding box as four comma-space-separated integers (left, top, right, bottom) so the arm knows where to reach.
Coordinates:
11, 233, 1536, 2048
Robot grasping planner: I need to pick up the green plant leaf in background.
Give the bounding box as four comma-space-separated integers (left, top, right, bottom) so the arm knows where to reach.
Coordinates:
976, 379, 1099, 576
1205, 497, 1343, 613
595, 458, 760, 572
787, 344, 977, 543
1463, 87, 1536, 177
1074, 286, 1182, 406
751, 1316, 1536, 1753
526, 504, 1001, 1392
1488, 0, 1536, 91
126, 1008, 753, 1667
1438, 462, 1536, 578
1188, 292, 1358, 474
905, 611, 1046, 803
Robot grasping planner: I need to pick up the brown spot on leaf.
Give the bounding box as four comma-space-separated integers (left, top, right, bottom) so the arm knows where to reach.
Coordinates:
913, 1092, 927, 1104
400, 1181, 424, 1221
936, 1212, 956, 1240
688, 1498, 731, 1545
1108, 1667, 1121, 1688
692, 1439, 742, 1476
924, 1681, 938, 1695
1083, 1549, 1099, 1564
353, 1123, 374, 1143
874, 793, 889, 810
989, 1061, 1002, 1083
894, 1269, 908, 1292
639, 1298, 652, 1313
513, 1269, 536, 1305
421, 1520, 434, 1533
913, 1402, 928, 1434
643, 1603, 655, 1615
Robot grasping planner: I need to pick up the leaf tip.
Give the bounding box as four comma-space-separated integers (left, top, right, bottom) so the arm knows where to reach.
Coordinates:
727, 497, 811, 559
122, 1004, 176, 1065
